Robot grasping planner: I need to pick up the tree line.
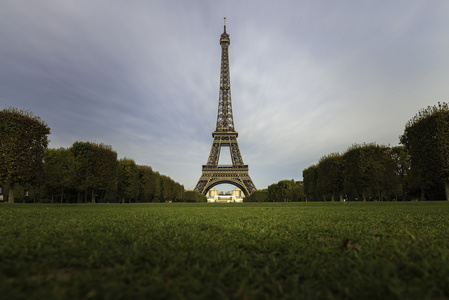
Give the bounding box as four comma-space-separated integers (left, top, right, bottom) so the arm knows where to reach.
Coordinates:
303, 144, 408, 201
4, 102, 449, 203
1, 107, 205, 203
303, 102, 449, 201
244, 180, 304, 202
41, 141, 187, 203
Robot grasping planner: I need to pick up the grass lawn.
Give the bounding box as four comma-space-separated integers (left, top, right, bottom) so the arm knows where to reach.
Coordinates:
1, 202, 448, 299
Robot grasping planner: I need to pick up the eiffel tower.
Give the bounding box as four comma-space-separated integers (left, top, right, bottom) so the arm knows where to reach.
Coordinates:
194, 18, 256, 196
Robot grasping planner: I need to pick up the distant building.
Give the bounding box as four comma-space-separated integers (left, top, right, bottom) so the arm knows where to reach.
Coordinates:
207, 187, 244, 203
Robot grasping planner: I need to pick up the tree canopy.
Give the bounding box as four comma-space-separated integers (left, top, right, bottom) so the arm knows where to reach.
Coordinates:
304, 144, 409, 201
400, 102, 449, 200
0, 107, 50, 202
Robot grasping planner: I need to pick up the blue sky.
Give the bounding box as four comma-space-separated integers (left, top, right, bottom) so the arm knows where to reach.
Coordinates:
1, 1, 449, 191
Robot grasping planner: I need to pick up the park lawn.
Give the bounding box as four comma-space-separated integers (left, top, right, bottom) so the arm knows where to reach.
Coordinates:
0, 202, 448, 300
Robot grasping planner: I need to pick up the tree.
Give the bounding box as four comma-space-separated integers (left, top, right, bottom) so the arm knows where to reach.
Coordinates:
150, 171, 162, 202
267, 183, 279, 202
43, 148, 75, 203
342, 144, 392, 201
317, 153, 344, 201
342, 145, 371, 201
160, 175, 170, 202
276, 180, 295, 202
89, 143, 118, 202
389, 146, 410, 200
366, 145, 397, 201
401, 102, 449, 200
342, 143, 404, 201
303, 165, 318, 201
70, 141, 93, 202
0, 107, 50, 203
244, 189, 268, 202
70, 141, 118, 203
291, 181, 305, 202
184, 190, 206, 202
138, 165, 154, 202
263, 180, 303, 202
174, 183, 185, 202
117, 158, 139, 203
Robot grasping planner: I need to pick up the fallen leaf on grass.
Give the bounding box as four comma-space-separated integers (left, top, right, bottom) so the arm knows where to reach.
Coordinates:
342, 239, 361, 251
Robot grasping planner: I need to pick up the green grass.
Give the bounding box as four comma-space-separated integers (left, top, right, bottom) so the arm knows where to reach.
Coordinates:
1, 202, 449, 299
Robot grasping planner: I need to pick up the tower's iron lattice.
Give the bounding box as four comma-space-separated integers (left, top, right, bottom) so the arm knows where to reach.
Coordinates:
194, 19, 256, 196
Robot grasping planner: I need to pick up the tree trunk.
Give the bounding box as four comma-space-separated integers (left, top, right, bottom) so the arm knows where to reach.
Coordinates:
8, 182, 15, 203
420, 186, 425, 201
60, 188, 64, 204
91, 189, 95, 203
445, 180, 449, 201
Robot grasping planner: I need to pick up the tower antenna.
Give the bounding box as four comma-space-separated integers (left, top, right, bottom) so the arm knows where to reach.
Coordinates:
224, 17, 226, 33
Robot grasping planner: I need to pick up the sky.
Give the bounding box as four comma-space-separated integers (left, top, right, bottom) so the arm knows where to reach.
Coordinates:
1, 1, 449, 191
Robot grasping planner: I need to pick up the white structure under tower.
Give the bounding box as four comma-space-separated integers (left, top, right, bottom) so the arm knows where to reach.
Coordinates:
207, 187, 244, 203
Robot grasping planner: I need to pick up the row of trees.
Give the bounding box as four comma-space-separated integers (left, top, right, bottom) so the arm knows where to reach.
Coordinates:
42, 141, 187, 203
303, 102, 449, 201
303, 144, 409, 201
2, 141, 188, 203
1, 107, 205, 203
4, 102, 449, 202
244, 180, 304, 202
